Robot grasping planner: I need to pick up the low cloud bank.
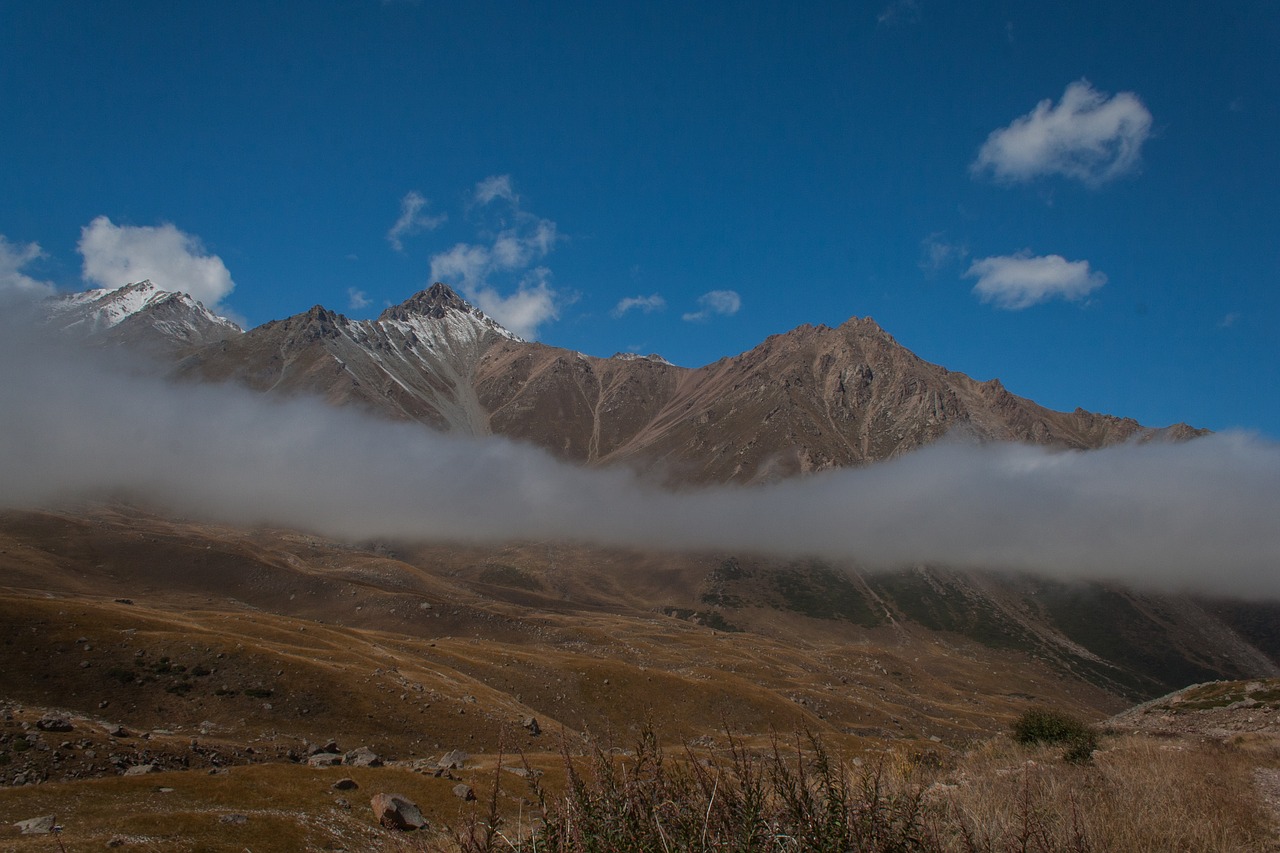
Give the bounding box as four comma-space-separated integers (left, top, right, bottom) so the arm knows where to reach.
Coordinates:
2, 312, 1278, 598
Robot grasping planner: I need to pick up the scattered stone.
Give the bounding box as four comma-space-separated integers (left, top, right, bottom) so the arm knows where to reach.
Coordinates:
219, 814, 248, 825
14, 815, 56, 834
124, 763, 162, 776
307, 739, 340, 756
521, 717, 541, 736
452, 783, 476, 801
333, 777, 359, 791
344, 746, 382, 767
105, 724, 130, 738
438, 749, 469, 769
308, 753, 342, 768
334, 797, 350, 809
36, 715, 73, 732
371, 793, 427, 830
107, 835, 127, 847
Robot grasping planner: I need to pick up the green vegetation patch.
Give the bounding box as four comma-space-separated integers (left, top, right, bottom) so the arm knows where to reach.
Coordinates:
660, 607, 742, 633
769, 560, 881, 626
1013, 708, 1098, 764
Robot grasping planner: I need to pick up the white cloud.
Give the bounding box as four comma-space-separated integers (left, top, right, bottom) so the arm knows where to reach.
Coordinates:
972, 80, 1153, 186
964, 251, 1106, 310
683, 290, 742, 322
347, 288, 371, 310
0, 236, 55, 298
4, 316, 1280, 597
428, 176, 563, 339
877, 0, 920, 26
1218, 312, 1241, 329
387, 190, 446, 252
612, 294, 666, 318
78, 216, 235, 310
470, 269, 559, 340
473, 174, 516, 206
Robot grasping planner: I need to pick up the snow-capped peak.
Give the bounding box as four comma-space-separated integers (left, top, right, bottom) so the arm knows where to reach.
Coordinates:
50, 280, 241, 333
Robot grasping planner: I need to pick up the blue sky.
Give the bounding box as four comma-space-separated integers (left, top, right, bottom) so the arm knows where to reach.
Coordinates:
1, 1, 1277, 436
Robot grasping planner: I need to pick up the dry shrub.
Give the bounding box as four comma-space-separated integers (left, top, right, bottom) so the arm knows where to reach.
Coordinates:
431, 729, 1275, 853
931, 734, 1271, 852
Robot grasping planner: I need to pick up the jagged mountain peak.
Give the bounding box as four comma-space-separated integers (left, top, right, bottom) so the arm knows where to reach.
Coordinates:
378, 282, 521, 341
380, 282, 472, 321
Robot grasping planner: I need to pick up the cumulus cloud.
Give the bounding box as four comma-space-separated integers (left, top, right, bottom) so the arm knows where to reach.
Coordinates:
972, 80, 1152, 186
683, 290, 742, 322
78, 216, 235, 310
386, 190, 446, 252
0, 235, 55, 298
429, 175, 562, 339
2, 310, 1279, 598
612, 294, 666, 318
965, 251, 1106, 310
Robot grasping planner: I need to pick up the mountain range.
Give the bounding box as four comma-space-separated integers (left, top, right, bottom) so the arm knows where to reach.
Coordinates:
46, 280, 1205, 484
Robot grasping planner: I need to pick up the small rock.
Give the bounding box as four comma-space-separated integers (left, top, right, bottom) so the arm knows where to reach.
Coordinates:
307, 739, 340, 756
124, 763, 161, 776
521, 717, 541, 736
36, 715, 73, 732
438, 749, 469, 769
14, 815, 56, 834
219, 813, 248, 825
371, 792, 427, 830
453, 783, 476, 801
333, 777, 359, 791
308, 753, 342, 768
344, 746, 382, 767
105, 724, 129, 738
334, 797, 350, 809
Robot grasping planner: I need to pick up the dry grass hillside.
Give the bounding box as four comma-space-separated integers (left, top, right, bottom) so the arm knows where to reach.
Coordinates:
1, 506, 1278, 849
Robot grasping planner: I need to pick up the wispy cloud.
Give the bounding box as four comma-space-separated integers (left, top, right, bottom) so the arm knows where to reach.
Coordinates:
78, 216, 235, 310
919, 232, 969, 275
429, 175, 562, 339
612, 293, 666, 318
473, 174, 517, 206
0, 235, 55, 298
964, 251, 1106, 310
972, 80, 1152, 187
387, 190, 446, 252
2, 315, 1279, 598
682, 290, 742, 322
1218, 312, 1241, 329
877, 0, 920, 26
347, 288, 371, 310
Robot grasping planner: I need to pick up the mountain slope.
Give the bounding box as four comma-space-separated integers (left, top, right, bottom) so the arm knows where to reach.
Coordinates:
170, 283, 1203, 483
46, 280, 242, 353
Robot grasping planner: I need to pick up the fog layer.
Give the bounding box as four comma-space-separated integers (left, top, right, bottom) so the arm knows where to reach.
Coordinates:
2, 315, 1277, 597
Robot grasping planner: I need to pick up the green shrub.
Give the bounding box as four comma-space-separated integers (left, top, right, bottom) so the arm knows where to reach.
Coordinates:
1013, 708, 1097, 764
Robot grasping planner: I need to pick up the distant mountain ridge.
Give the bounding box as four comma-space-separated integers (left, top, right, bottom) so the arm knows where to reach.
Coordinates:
48, 280, 1206, 483
46, 279, 241, 353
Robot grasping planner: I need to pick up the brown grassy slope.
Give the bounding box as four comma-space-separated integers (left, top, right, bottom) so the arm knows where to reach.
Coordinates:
0, 507, 1120, 763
